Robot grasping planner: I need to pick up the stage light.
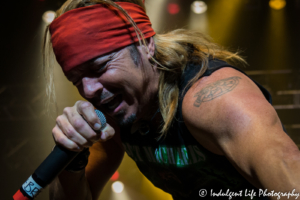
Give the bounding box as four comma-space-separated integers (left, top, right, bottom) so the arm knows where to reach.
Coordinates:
191, 1, 207, 14
42, 11, 56, 24
112, 181, 124, 193
269, 0, 286, 10
110, 171, 119, 181
168, 3, 180, 15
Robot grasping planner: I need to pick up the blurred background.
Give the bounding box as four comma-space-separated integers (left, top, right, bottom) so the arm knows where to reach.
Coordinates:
1, 0, 300, 199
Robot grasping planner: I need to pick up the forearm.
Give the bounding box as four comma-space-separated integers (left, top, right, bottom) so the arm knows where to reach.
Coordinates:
49, 170, 92, 200
253, 150, 300, 200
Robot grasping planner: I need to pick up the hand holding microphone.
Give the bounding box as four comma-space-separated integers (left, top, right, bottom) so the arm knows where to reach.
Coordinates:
13, 101, 115, 200
53, 101, 115, 151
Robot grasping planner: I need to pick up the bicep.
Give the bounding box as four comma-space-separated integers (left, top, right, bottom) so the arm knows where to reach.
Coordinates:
218, 99, 299, 189
85, 130, 124, 199
182, 67, 300, 188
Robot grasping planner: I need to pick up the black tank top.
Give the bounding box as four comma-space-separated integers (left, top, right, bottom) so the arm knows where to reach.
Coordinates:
121, 59, 275, 200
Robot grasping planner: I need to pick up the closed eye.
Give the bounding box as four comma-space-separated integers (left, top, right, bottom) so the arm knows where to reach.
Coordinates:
92, 62, 108, 73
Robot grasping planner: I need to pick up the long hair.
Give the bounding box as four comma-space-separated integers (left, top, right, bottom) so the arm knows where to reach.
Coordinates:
43, 0, 246, 136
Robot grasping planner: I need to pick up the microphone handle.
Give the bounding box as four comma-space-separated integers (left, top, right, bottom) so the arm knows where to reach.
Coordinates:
13, 145, 79, 200
13, 109, 106, 200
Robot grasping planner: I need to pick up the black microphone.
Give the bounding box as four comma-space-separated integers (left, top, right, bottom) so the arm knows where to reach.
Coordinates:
13, 110, 106, 200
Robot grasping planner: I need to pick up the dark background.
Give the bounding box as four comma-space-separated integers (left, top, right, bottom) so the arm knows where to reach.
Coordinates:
1, 0, 300, 199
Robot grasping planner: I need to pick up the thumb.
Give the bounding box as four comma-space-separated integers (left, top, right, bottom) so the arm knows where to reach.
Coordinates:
100, 123, 115, 141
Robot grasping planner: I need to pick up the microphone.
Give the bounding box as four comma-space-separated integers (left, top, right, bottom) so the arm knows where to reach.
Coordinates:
13, 110, 106, 200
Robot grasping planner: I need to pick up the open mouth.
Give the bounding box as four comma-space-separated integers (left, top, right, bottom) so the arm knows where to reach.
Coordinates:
102, 94, 123, 111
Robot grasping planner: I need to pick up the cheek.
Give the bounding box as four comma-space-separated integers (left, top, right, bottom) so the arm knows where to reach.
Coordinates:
98, 69, 123, 88
103, 68, 143, 88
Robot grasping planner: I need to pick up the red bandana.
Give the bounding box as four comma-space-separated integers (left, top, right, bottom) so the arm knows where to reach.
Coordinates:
49, 2, 155, 74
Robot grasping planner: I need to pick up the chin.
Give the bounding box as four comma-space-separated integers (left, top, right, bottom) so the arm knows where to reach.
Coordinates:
117, 113, 137, 129
113, 104, 138, 128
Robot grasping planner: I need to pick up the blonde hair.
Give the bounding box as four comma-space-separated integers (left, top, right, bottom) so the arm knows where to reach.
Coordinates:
43, 0, 246, 136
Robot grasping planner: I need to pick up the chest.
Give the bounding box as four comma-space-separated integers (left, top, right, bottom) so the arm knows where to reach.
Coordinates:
120, 124, 251, 199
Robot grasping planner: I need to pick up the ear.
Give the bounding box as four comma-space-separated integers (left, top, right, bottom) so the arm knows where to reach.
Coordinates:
146, 37, 155, 59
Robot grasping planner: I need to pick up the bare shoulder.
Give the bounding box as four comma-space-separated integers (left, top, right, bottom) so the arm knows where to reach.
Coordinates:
182, 67, 300, 189
182, 67, 274, 154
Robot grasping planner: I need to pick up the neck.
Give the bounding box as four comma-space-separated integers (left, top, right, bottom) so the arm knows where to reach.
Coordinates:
131, 97, 163, 134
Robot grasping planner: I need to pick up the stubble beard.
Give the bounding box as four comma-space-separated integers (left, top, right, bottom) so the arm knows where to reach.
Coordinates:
115, 110, 137, 129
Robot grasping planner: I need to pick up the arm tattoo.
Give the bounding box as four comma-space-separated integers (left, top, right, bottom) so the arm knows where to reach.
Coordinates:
193, 76, 241, 107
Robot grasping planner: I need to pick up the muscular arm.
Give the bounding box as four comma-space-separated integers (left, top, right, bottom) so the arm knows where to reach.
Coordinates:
182, 67, 300, 197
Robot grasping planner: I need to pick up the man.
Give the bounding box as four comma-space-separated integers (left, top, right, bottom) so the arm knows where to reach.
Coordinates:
47, 0, 300, 199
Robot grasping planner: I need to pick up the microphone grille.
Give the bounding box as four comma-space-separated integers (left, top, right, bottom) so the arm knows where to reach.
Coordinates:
95, 110, 107, 131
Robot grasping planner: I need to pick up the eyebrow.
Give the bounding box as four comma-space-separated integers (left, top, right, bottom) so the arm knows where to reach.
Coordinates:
93, 53, 114, 65
65, 63, 88, 82
66, 53, 114, 82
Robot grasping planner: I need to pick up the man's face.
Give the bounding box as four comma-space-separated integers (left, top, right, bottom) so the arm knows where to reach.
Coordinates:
66, 44, 159, 127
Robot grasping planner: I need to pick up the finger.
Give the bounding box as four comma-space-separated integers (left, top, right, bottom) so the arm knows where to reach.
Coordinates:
52, 125, 82, 152
56, 115, 94, 148
75, 101, 102, 131
63, 107, 100, 143
99, 123, 115, 141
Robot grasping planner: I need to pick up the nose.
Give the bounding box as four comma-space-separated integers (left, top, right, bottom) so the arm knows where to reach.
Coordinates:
82, 77, 103, 99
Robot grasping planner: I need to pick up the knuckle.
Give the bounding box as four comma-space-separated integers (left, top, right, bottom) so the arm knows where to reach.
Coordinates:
56, 135, 66, 145
65, 127, 76, 138
55, 115, 65, 126
75, 100, 84, 106
52, 127, 60, 138
80, 102, 93, 110
52, 126, 57, 135
89, 112, 97, 120
55, 116, 61, 123
73, 118, 85, 130
63, 107, 72, 115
